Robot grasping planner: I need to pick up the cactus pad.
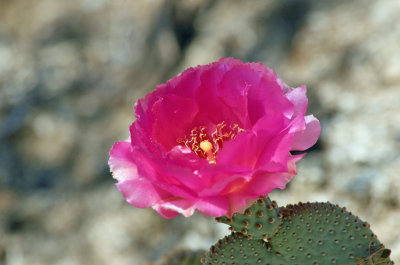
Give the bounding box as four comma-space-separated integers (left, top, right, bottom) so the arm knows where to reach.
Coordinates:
270, 202, 392, 264
216, 197, 281, 240
201, 232, 279, 265
204, 200, 393, 265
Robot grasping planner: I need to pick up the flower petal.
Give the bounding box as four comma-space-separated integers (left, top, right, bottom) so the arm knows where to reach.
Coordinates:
116, 178, 169, 208
245, 154, 304, 195
247, 75, 294, 125
195, 196, 229, 217
151, 94, 198, 150
108, 141, 137, 182
291, 115, 321, 151
152, 205, 180, 219
285, 85, 308, 116
154, 199, 196, 218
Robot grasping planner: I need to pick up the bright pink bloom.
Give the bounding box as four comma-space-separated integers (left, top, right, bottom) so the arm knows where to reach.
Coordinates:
109, 58, 320, 218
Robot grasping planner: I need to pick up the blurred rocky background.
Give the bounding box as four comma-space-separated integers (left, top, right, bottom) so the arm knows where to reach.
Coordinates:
0, 0, 399, 264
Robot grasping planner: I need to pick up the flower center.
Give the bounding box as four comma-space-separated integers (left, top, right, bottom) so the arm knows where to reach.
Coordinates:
178, 121, 244, 164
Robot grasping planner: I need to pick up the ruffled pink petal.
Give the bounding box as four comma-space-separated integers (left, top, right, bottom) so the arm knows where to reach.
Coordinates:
163, 147, 207, 192
291, 115, 321, 151
197, 166, 252, 197
245, 154, 304, 195
247, 61, 279, 85
166, 145, 206, 169
252, 108, 289, 133
151, 94, 198, 150
217, 131, 260, 168
152, 205, 180, 219
116, 178, 169, 208
134, 84, 168, 133
130, 147, 198, 200
166, 66, 201, 98
287, 112, 306, 134
221, 155, 304, 218
154, 199, 196, 218
276, 77, 292, 94
284, 85, 308, 116
255, 131, 294, 172
195, 196, 229, 217
193, 61, 243, 127
254, 113, 307, 171
108, 141, 137, 182
247, 76, 294, 125
216, 66, 254, 128
217, 114, 288, 169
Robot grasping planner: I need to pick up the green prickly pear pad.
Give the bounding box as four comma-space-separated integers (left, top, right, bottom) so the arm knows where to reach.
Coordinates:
269, 202, 393, 264
201, 232, 277, 265
216, 197, 282, 240
205, 201, 393, 265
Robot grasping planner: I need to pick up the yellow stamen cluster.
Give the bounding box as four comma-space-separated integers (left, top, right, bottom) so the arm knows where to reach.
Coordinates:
178, 121, 244, 164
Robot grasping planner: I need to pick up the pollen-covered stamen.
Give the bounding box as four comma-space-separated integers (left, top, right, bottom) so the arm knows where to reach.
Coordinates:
178, 121, 244, 164
212, 122, 244, 153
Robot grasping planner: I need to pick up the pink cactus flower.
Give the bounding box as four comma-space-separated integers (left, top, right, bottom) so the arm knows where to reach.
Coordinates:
109, 58, 320, 218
